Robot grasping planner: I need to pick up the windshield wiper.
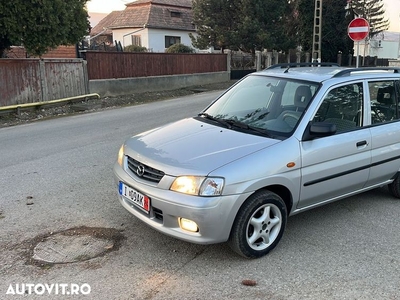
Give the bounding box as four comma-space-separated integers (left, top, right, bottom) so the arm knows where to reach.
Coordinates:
198, 113, 272, 137
224, 119, 249, 129
198, 113, 232, 128
247, 125, 272, 137
223, 119, 272, 137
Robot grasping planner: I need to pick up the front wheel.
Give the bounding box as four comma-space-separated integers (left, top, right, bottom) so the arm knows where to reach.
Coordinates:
228, 190, 287, 258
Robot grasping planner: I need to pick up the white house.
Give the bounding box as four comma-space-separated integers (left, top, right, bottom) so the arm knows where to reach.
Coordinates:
90, 0, 196, 52
355, 31, 400, 59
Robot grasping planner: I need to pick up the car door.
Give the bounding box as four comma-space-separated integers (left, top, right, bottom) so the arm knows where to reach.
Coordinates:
298, 82, 372, 209
365, 79, 400, 187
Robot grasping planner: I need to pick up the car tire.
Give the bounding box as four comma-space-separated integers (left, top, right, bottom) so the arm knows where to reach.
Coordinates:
228, 190, 287, 258
388, 173, 400, 198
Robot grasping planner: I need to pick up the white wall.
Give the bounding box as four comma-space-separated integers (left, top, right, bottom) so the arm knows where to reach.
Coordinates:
355, 32, 400, 59
369, 40, 399, 59
147, 29, 195, 52
112, 28, 196, 52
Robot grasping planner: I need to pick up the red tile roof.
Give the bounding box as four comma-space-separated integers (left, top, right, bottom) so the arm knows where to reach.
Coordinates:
106, 0, 194, 31
125, 0, 192, 9
109, 6, 152, 29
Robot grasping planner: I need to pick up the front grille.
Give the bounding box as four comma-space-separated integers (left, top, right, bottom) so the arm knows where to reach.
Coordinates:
127, 156, 165, 183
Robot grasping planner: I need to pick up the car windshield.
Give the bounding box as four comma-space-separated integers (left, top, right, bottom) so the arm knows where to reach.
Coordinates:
202, 75, 319, 137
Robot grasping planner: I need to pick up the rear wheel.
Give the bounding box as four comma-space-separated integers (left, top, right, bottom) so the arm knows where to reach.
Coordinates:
228, 190, 287, 258
388, 173, 400, 198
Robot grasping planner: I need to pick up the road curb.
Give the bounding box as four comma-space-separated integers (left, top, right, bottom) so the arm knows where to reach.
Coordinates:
0, 93, 100, 115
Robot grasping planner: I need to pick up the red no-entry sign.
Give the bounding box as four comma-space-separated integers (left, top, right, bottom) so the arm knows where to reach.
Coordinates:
348, 18, 370, 41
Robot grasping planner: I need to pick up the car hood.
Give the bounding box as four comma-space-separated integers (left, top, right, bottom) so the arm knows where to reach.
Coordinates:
125, 117, 279, 176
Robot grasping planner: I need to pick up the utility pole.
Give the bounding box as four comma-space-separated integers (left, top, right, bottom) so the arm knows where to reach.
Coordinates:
312, 0, 322, 62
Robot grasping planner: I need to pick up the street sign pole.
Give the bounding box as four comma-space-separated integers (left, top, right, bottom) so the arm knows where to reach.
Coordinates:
356, 41, 360, 68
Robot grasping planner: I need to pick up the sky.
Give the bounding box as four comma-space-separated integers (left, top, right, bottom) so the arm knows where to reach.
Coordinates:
86, 0, 400, 32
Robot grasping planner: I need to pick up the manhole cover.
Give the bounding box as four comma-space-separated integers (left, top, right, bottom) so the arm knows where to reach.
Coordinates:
29, 227, 125, 264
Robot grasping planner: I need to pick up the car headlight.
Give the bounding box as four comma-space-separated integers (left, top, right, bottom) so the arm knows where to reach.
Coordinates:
117, 145, 124, 166
170, 176, 224, 196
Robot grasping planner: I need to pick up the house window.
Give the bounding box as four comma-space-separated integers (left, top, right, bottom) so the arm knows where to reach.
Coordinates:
170, 11, 181, 18
165, 36, 181, 48
131, 35, 141, 46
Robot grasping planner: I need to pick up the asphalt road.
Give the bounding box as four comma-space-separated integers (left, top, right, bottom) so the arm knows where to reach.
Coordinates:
1, 90, 400, 300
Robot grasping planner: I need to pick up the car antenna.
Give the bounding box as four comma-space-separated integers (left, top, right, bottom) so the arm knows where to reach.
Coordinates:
284, 66, 290, 73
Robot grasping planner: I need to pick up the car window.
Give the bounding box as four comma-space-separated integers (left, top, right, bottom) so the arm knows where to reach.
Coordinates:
312, 83, 363, 133
207, 75, 277, 115
204, 75, 319, 136
368, 80, 398, 124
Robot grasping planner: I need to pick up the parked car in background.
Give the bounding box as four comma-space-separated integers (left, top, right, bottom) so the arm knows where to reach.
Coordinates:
114, 63, 400, 258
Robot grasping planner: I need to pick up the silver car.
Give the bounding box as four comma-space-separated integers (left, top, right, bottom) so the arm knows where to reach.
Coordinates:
114, 63, 400, 258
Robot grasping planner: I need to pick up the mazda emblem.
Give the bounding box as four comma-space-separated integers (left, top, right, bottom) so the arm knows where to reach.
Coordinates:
136, 165, 145, 177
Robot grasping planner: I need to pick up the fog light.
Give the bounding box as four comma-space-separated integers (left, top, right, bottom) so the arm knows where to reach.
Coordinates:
179, 218, 199, 232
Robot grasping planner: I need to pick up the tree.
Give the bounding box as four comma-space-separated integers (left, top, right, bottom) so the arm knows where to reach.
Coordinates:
347, 0, 389, 38
296, 0, 354, 62
190, 0, 240, 52
190, 0, 295, 53
0, 1, 19, 56
296, 0, 313, 54
0, 0, 90, 57
233, 0, 295, 53
320, 0, 354, 62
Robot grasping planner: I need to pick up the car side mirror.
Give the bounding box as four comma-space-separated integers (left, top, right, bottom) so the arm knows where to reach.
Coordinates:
302, 122, 337, 141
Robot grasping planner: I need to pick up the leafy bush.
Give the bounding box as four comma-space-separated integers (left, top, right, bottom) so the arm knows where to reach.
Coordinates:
165, 43, 194, 53
124, 45, 147, 52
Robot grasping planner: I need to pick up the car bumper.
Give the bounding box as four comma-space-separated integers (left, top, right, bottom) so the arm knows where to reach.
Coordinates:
113, 162, 250, 245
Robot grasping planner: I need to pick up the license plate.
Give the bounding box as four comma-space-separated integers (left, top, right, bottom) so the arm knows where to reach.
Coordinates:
119, 182, 150, 213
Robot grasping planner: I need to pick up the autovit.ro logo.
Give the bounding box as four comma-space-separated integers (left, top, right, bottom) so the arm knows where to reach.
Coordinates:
6, 283, 91, 296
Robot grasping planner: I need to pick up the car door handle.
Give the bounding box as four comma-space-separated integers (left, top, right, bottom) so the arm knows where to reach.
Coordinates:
356, 140, 367, 147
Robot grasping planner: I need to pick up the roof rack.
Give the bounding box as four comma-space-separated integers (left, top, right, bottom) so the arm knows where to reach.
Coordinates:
332, 67, 400, 77
267, 62, 339, 69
